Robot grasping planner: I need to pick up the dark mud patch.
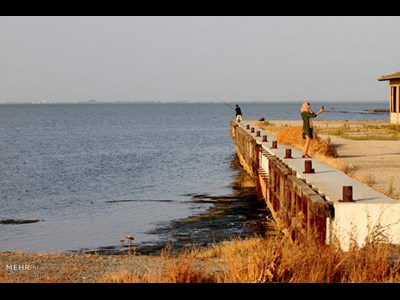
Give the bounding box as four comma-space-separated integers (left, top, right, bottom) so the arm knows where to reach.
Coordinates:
87, 188, 274, 256
77, 154, 277, 256
146, 188, 273, 255
81, 188, 273, 256
0, 219, 41, 225
105, 199, 177, 203
140, 156, 277, 255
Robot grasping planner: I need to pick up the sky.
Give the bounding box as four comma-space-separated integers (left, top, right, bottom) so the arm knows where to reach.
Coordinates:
0, 16, 399, 103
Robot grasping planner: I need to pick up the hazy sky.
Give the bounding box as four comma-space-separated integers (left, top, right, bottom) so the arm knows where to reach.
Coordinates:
1, 16, 399, 103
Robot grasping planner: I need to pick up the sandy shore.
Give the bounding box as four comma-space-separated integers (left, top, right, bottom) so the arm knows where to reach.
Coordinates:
0, 251, 224, 283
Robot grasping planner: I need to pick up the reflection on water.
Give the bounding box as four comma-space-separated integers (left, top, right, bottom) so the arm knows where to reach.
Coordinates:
229, 154, 257, 189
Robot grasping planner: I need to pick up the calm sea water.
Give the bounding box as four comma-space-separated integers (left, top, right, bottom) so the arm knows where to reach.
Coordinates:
0, 101, 388, 254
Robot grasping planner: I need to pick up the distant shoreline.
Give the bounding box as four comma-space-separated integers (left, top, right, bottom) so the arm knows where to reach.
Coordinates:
0, 100, 389, 105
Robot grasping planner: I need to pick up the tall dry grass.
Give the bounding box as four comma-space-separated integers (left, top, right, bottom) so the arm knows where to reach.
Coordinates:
100, 233, 400, 283
100, 249, 218, 283
275, 126, 338, 158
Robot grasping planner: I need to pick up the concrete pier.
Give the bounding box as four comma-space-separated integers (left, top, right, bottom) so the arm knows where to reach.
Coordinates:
230, 120, 400, 251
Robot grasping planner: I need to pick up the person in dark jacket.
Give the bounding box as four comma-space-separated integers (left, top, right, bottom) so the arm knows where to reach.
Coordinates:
301, 102, 324, 158
235, 105, 242, 123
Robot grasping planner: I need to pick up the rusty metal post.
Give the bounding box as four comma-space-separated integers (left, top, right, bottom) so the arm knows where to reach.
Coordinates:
303, 160, 315, 173
271, 141, 277, 149
256, 130, 260, 137
251, 127, 255, 133
339, 186, 354, 202
246, 124, 250, 130
262, 135, 268, 142
285, 149, 292, 158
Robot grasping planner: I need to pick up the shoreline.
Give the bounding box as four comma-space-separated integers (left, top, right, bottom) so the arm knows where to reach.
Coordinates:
1, 119, 399, 283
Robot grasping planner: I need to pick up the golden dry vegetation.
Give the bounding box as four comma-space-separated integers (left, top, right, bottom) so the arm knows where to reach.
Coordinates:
100, 234, 400, 283
3, 233, 398, 283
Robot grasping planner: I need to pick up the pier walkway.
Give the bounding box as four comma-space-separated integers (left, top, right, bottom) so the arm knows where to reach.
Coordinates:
230, 120, 400, 250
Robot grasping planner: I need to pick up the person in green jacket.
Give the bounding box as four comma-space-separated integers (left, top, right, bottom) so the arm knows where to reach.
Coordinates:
301, 102, 324, 158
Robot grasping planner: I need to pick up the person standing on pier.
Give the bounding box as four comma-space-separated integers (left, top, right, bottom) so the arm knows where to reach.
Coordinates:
301, 102, 324, 158
235, 104, 243, 123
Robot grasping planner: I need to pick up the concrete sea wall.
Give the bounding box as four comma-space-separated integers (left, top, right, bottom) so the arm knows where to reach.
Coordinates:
230, 120, 400, 250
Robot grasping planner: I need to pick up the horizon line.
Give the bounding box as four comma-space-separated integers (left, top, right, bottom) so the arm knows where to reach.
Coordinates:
0, 99, 388, 105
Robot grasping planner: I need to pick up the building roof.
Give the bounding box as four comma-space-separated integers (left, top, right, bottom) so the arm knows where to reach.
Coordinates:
377, 71, 400, 81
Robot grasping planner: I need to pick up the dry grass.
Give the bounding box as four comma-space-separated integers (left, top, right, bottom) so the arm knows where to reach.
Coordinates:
100, 234, 400, 283
278, 126, 338, 158
4, 234, 398, 283
101, 258, 215, 283
316, 123, 400, 140
100, 250, 218, 283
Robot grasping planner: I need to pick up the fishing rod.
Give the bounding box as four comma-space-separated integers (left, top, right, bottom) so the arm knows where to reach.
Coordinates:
216, 97, 235, 111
